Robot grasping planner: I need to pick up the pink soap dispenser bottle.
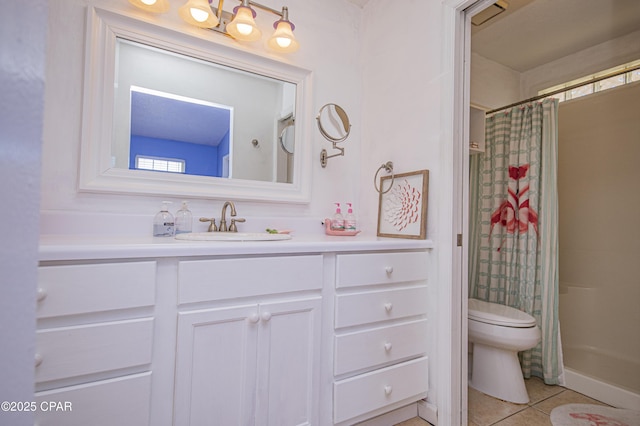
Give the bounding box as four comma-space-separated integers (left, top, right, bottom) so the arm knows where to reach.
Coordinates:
345, 203, 356, 231
331, 203, 345, 231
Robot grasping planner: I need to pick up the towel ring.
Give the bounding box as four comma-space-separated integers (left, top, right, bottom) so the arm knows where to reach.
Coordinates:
374, 161, 394, 194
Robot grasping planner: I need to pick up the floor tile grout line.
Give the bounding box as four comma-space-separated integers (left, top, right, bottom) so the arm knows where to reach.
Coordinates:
529, 388, 567, 407
487, 405, 531, 425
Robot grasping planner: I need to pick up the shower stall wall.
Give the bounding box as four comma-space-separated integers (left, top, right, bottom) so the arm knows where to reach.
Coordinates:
557, 81, 640, 409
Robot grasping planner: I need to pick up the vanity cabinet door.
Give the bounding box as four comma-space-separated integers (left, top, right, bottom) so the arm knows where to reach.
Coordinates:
174, 296, 321, 426
255, 297, 321, 426
174, 304, 259, 426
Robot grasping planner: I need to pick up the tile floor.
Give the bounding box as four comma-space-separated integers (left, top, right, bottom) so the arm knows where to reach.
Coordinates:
394, 377, 610, 426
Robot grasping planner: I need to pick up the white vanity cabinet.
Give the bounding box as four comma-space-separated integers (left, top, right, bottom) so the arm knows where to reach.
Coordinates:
332, 251, 430, 425
34, 261, 157, 426
173, 255, 323, 426
37, 236, 433, 426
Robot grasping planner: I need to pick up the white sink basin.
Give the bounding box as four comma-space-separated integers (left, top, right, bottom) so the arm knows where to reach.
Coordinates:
175, 232, 292, 242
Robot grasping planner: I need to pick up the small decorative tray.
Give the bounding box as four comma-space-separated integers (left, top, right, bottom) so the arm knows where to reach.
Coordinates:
323, 219, 361, 236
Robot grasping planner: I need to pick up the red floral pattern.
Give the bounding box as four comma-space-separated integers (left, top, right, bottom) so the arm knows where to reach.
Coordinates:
489, 164, 539, 251
570, 412, 630, 426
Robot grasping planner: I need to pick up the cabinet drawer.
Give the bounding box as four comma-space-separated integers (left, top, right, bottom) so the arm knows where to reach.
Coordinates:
35, 372, 151, 426
178, 255, 323, 304
335, 319, 428, 376
37, 262, 156, 319
335, 285, 427, 328
336, 251, 427, 288
333, 357, 428, 423
35, 318, 153, 384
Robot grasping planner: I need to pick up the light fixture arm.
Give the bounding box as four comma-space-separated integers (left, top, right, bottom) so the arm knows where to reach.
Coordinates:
214, 0, 225, 21
246, 0, 284, 17
208, 0, 287, 36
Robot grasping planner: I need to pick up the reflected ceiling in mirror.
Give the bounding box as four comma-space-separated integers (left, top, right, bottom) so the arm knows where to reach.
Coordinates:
79, 7, 312, 202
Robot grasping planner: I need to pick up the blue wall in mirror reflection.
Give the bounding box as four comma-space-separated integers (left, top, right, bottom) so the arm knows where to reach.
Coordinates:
129, 134, 229, 177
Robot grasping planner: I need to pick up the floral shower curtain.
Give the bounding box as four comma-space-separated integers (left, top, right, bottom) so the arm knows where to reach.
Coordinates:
469, 98, 564, 385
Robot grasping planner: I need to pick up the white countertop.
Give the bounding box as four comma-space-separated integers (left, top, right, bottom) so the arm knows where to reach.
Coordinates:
39, 234, 434, 261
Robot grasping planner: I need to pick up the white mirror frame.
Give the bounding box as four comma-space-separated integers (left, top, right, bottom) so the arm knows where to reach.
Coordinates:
79, 7, 313, 203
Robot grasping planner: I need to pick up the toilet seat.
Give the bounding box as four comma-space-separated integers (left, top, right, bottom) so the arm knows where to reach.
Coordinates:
468, 298, 536, 328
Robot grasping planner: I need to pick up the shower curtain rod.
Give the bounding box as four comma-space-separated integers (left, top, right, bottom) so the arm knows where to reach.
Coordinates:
486, 64, 640, 115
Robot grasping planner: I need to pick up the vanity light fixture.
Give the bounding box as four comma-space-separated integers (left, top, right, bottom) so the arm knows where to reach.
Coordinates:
267, 7, 298, 53
226, 0, 262, 41
178, 0, 220, 28
216, 0, 299, 52
128, 0, 300, 52
128, 0, 170, 13
179, 0, 299, 52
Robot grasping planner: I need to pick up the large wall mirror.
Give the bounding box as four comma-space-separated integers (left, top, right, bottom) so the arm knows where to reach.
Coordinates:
80, 7, 312, 202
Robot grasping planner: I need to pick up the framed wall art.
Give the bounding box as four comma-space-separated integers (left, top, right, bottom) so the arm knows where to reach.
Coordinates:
377, 169, 429, 239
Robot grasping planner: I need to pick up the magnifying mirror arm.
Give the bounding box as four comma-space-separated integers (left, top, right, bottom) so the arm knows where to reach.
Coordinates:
316, 103, 350, 168
320, 143, 345, 168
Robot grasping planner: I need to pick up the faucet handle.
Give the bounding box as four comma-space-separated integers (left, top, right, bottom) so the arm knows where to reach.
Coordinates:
199, 217, 218, 232
229, 218, 246, 232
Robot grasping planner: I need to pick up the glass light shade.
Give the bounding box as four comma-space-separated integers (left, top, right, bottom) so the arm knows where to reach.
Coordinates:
226, 6, 261, 41
129, 0, 170, 13
267, 20, 299, 53
179, 0, 219, 28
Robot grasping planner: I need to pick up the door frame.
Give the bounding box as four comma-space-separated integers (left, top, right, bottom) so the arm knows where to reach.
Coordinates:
443, 0, 495, 424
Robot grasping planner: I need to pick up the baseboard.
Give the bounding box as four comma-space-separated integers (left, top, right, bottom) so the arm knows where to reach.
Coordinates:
417, 399, 438, 425
564, 368, 640, 410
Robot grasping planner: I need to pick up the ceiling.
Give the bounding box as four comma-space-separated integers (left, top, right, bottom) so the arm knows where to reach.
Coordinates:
130, 90, 230, 147
345, 0, 369, 7
346, 0, 640, 72
471, 0, 640, 72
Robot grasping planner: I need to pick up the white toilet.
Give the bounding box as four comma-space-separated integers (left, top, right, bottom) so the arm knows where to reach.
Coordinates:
468, 298, 541, 404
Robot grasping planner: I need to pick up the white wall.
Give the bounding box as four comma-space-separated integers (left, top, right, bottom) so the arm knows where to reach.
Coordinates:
0, 1, 47, 425
40, 0, 366, 232
521, 29, 640, 97
359, 0, 461, 420
470, 52, 521, 109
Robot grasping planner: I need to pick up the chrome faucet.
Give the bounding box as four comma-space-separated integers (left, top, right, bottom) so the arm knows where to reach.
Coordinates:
218, 201, 245, 232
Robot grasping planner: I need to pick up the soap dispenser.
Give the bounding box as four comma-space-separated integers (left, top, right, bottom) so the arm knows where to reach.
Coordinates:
153, 201, 175, 237
331, 203, 345, 231
175, 200, 193, 235
344, 203, 356, 231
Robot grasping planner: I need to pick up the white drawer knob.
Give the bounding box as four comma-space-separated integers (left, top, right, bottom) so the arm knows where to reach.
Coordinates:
261, 312, 272, 322
34, 353, 43, 368
384, 342, 392, 352
385, 266, 394, 275
36, 288, 47, 302
384, 385, 393, 395
384, 303, 393, 313
247, 313, 260, 324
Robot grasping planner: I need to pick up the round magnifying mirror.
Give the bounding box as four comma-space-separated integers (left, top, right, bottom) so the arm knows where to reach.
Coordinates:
316, 103, 351, 143
279, 124, 295, 154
